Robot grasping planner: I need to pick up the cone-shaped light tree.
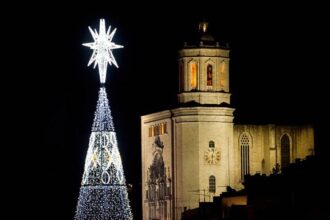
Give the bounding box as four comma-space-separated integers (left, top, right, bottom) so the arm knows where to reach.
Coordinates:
75, 19, 133, 220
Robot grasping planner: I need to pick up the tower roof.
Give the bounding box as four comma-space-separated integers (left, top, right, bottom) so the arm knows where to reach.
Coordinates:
183, 21, 229, 49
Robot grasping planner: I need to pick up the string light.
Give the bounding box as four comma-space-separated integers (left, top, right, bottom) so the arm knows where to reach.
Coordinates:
75, 186, 133, 220
75, 19, 132, 219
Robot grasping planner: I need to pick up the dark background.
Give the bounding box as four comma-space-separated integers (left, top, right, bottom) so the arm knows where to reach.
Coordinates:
9, 2, 327, 219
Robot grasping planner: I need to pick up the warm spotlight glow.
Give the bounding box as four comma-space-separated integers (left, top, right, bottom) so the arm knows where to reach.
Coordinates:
220, 79, 225, 87
191, 62, 197, 89
83, 19, 124, 83
221, 61, 225, 74
199, 22, 208, 33
203, 23, 207, 32
220, 61, 225, 87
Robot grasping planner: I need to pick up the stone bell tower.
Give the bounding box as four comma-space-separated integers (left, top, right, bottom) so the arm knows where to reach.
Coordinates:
178, 21, 230, 105
171, 22, 235, 217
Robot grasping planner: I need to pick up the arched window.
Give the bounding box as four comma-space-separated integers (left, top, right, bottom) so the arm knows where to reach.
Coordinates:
220, 61, 225, 88
240, 133, 250, 180
191, 62, 197, 90
207, 64, 213, 86
281, 134, 290, 168
209, 175, 216, 193
209, 140, 215, 148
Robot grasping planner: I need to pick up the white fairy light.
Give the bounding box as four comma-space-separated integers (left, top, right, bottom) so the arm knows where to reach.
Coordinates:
75, 186, 133, 220
83, 19, 124, 83
75, 88, 133, 219
75, 20, 132, 219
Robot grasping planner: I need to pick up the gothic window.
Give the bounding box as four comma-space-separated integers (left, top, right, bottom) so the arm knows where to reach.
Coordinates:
209, 175, 216, 193
209, 140, 215, 149
207, 64, 213, 86
240, 133, 250, 180
281, 134, 290, 168
161, 123, 165, 134
191, 62, 197, 90
148, 123, 167, 137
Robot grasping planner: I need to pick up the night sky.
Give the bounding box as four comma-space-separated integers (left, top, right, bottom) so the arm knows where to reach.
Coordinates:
12, 3, 327, 219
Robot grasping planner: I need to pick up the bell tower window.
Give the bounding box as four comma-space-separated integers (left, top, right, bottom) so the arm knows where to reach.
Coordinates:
220, 61, 225, 88
207, 64, 213, 86
191, 62, 197, 90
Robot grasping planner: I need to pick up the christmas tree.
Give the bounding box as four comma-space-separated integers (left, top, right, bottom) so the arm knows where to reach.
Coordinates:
75, 19, 133, 220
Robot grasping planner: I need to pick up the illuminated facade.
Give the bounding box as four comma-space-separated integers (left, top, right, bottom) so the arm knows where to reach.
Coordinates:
141, 22, 314, 220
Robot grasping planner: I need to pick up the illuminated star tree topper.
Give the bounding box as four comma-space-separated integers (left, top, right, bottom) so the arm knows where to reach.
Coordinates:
83, 19, 124, 84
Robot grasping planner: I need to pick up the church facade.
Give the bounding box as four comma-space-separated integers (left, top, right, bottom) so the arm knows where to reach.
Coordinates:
141, 22, 314, 220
